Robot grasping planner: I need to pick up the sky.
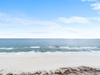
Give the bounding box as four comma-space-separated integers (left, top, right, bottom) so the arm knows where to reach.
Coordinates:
0, 0, 100, 38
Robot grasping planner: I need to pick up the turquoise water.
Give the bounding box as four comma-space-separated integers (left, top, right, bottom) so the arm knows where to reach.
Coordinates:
0, 39, 100, 52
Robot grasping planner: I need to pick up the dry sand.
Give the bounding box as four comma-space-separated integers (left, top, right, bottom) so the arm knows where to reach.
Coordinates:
0, 52, 100, 74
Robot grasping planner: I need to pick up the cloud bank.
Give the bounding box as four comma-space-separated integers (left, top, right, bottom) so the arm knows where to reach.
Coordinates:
0, 12, 100, 38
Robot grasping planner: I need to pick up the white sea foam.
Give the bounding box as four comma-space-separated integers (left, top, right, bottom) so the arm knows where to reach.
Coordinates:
30, 46, 40, 48
1, 51, 100, 55
0, 47, 14, 50
59, 46, 97, 49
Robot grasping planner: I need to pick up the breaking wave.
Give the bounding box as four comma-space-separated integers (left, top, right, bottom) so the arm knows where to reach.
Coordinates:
0, 47, 14, 50
0, 46, 100, 53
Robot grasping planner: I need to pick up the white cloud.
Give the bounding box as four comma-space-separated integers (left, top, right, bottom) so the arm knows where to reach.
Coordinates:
0, 13, 93, 26
82, 0, 100, 14
91, 2, 100, 11
1, 28, 100, 38
12, 18, 59, 26
0, 26, 83, 38
82, 0, 97, 2
1, 12, 100, 38
91, 17, 100, 21
57, 16, 90, 24
0, 12, 59, 26
0, 12, 6, 17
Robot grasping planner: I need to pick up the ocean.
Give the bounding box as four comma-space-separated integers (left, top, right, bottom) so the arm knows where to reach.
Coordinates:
0, 39, 100, 53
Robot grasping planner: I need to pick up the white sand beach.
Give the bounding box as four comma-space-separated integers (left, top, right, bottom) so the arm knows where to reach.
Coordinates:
0, 52, 100, 74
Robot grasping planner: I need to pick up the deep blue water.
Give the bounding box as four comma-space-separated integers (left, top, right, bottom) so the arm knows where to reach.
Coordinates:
0, 39, 100, 52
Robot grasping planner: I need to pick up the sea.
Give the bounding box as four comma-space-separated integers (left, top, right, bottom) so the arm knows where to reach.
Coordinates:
0, 39, 100, 53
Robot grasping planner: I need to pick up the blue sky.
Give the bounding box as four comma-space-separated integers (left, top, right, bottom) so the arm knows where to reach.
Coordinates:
0, 0, 100, 38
